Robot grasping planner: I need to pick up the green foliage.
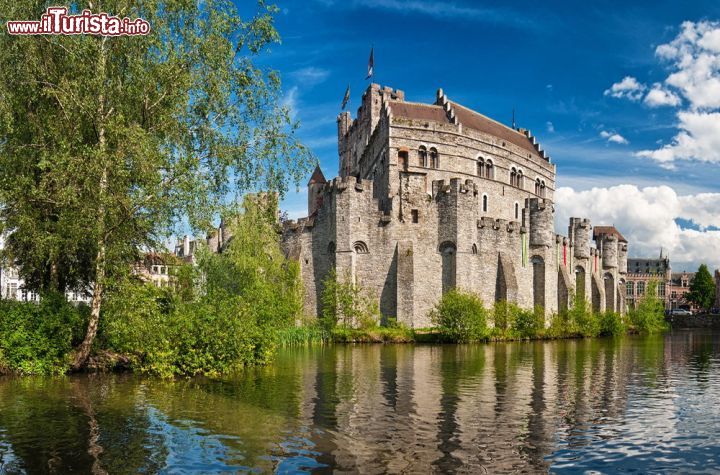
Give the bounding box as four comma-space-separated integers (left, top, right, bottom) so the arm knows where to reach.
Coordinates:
320, 269, 380, 330
0, 295, 87, 375
493, 300, 511, 331
569, 293, 599, 337
687, 264, 716, 312
276, 321, 329, 346
0, 0, 312, 366
431, 289, 489, 342
512, 305, 547, 338
628, 280, 667, 334
598, 311, 626, 336
330, 325, 414, 343
100, 198, 304, 377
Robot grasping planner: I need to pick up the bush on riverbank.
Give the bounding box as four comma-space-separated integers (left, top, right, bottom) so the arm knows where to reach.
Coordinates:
431, 289, 489, 342
320, 269, 380, 331
0, 294, 87, 375
628, 281, 667, 334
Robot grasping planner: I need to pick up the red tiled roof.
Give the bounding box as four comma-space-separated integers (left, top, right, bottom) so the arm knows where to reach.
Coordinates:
450, 102, 538, 155
389, 99, 540, 156
389, 102, 450, 124
593, 226, 628, 243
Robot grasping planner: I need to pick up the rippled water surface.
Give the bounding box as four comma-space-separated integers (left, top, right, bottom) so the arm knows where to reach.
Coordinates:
2, 330, 720, 473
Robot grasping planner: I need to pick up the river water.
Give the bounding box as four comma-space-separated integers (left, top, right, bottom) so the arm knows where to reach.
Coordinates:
1, 330, 719, 474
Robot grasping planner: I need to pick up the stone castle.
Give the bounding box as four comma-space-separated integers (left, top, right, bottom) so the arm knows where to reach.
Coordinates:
282, 84, 629, 327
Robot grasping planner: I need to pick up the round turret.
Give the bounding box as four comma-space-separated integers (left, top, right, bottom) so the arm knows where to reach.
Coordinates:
602, 235, 619, 268
572, 218, 591, 259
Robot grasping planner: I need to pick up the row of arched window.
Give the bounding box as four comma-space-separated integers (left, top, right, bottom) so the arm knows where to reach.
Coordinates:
409, 147, 548, 197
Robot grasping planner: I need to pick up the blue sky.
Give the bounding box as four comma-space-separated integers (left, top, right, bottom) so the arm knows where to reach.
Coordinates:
251, 0, 720, 270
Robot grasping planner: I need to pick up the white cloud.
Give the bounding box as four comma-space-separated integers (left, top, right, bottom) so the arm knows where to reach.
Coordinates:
555, 184, 720, 271
636, 111, 720, 164
600, 130, 629, 144
608, 21, 720, 165
644, 83, 681, 107
655, 21, 720, 110
546, 121, 555, 133
604, 76, 646, 101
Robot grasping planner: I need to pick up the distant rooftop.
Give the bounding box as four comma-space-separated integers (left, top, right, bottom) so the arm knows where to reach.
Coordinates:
593, 226, 627, 243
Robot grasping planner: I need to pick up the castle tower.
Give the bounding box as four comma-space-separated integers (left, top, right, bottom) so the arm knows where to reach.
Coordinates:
569, 218, 591, 259
527, 198, 553, 247
307, 164, 327, 216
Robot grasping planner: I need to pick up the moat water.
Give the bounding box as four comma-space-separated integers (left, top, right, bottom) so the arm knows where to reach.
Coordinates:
1, 331, 720, 474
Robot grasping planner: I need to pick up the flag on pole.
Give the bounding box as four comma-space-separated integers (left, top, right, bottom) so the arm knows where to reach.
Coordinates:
341, 84, 350, 110
366, 47, 374, 80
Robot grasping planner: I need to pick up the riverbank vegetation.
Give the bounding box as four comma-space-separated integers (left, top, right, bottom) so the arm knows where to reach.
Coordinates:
0, 0, 312, 372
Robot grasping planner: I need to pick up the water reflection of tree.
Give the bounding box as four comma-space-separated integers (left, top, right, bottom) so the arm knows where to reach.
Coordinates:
0, 375, 167, 474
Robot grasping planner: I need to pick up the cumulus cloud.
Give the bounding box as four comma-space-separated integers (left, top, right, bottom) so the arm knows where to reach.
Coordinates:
604, 76, 646, 101
643, 83, 681, 107
600, 130, 629, 144
555, 185, 720, 271
635, 111, 720, 164
605, 21, 720, 165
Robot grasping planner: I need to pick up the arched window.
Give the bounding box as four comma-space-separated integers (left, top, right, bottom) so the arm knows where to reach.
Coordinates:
626, 281, 634, 296
516, 169, 524, 188
418, 146, 427, 167
514, 202, 520, 220
482, 194, 488, 212
510, 167, 517, 186
535, 178, 541, 195
540, 180, 546, 198
472, 243, 478, 255
477, 158, 485, 177
486, 159, 494, 179
429, 147, 438, 169
353, 241, 369, 254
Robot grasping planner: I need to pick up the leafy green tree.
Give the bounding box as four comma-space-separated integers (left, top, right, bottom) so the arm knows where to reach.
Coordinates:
628, 280, 667, 333
0, 1, 312, 369
687, 264, 716, 312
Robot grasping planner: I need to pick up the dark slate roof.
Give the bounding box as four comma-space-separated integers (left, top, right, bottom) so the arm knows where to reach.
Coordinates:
593, 225, 628, 243
308, 165, 327, 185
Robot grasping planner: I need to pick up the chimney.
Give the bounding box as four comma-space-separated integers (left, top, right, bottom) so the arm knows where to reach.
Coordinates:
183, 235, 190, 257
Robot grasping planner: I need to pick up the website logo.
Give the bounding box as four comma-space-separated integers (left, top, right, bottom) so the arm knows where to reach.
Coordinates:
7, 7, 150, 36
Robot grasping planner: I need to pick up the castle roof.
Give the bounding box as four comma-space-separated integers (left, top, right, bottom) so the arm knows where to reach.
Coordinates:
449, 102, 538, 156
593, 226, 628, 243
388, 99, 539, 156
389, 102, 450, 124
308, 165, 327, 185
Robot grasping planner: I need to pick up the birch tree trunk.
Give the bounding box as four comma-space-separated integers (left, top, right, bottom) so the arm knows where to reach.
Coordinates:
72, 37, 108, 371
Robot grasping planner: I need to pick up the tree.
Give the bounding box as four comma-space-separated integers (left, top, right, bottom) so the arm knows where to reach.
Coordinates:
687, 264, 716, 312
0, 1, 312, 369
